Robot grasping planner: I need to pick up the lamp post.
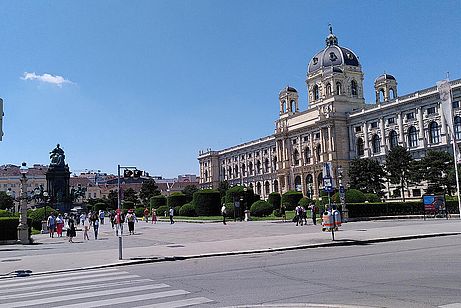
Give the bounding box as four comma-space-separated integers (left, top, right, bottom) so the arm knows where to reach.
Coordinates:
17, 162, 30, 244
243, 187, 250, 221
338, 165, 347, 221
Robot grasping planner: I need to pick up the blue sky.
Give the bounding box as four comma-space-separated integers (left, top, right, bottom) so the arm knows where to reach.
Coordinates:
1, 1, 460, 178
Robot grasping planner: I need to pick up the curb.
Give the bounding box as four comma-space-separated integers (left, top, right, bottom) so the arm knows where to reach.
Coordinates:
6, 231, 458, 279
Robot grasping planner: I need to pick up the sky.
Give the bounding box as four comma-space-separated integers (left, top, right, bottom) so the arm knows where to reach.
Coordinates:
1, 1, 460, 178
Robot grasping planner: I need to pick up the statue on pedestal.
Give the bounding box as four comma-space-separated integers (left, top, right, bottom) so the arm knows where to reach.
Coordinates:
50, 144, 66, 167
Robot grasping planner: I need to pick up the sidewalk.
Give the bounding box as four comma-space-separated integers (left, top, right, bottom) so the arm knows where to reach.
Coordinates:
0, 218, 460, 277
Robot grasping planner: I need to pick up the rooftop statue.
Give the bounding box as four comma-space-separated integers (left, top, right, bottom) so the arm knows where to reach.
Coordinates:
50, 144, 66, 167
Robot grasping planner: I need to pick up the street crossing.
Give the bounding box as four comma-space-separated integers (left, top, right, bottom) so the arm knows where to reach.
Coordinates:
0, 268, 213, 307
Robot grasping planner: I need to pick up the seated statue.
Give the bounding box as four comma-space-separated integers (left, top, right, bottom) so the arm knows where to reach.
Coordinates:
50, 144, 66, 166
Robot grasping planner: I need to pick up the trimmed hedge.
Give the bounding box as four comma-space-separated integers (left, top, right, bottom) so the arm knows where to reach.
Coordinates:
174, 206, 181, 216
267, 193, 281, 210
156, 205, 169, 217
346, 201, 461, 218
281, 191, 303, 210
150, 195, 167, 209
250, 200, 273, 217
122, 201, 134, 210
364, 193, 381, 202
134, 207, 145, 218
0, 209, 14, 217
167, 193, 188, 209
0, 217, 32, 241
179, 203, 196, 217
93, 203, 106, 212
298, 197, 311, 208
193, 189, 221, 216
27, 206, 54, 231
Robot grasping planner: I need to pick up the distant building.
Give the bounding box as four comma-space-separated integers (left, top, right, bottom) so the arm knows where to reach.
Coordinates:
198, 29, 461, 200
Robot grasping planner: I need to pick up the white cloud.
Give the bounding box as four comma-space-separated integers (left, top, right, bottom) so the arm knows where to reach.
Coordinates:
21, 72, 74, 87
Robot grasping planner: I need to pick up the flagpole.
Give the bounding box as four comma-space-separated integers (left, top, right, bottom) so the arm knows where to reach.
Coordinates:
451, 135, 461, 218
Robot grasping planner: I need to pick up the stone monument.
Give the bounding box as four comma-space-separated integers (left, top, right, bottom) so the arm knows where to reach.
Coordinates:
46, 144, 71, 212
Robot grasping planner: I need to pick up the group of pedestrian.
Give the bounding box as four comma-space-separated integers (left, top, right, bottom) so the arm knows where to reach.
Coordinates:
293, 203, 317, 226
46, 212, 66, 238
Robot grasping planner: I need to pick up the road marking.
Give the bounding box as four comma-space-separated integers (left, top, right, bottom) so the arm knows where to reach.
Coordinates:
439, 304, 461, 308
57, 290, 190, 308
138, 297, 214, 307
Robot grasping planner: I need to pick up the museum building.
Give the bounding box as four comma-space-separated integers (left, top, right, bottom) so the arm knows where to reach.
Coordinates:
198, 30, 461, 200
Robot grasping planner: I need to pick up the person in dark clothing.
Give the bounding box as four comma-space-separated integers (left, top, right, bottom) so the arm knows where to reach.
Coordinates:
310, 204, 317, 225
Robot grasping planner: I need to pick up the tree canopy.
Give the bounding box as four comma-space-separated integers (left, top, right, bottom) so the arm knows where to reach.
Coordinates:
385, 146, 415, 201
123, 187, 139, 205
182, 185, 199, 203
0, 191, 14, 210
418, 150, 454, 194
348, 158, 385, 195
139, 179, 160, 205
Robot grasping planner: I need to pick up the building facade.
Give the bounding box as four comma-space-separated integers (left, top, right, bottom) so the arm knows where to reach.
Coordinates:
198, 29, 461, 200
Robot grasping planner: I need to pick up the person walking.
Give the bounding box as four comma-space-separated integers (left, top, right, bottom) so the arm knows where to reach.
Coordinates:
280, 205, 286, 222
221, 203, 227, 225
93, 217, 100, 240
295, 205, 303, 226
56, 214, 64, 237
310, 203, 317, 225
67, 216, 76, 243
143, 208, 149, 223
47, 212, 56, 238
126, 210, 136, 235
83, 215, 90, 240
79, 212, 86, 227
151, 208, 157, 224
169, 207, 175, 224
302, 206, 308, 225
99, 210, 105, 224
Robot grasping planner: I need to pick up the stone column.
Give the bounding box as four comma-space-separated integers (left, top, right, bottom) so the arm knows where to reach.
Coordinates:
397, 112, 404, 146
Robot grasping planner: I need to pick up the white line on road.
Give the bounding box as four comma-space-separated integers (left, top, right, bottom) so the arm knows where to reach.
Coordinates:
137, 297, 214, 308
56, 290, 190, 308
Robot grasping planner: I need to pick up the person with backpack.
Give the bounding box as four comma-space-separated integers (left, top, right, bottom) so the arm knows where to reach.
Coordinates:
126, 210, 137, 235
169, 207, 175, 224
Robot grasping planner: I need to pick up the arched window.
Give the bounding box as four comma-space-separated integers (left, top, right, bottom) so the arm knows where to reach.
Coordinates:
313, 85, 319, 100
264, 158, 270, 173
241, 164, 246, 176
282, 100, 286, 113
256, 182, 262, 195
372, 134, 381, 154
317, 172, 323, 189
305, 174, 313, 198
429, 122, 440, 144
379, 89, 385, 102
265, 181, 270, 194
316, 145, 321, 162
290, 100, 296, 112
248, 162, 253, 175
256, 160, 261, 174
273, 156, 277, 171
234, 165, 239, 178
455, 116, 461, 140
293, 149, 300, 165
356, 138, 364, 156
408, 126, 418, 147
336, 82, 342, 95
273, 180, 279, 193
294, 176, 302, 192
389, 130, 398, 149
304, 147, 311, 164
228, 167, 232, 178
389, 88, 395, 99
204, 170, 208, 181
351, 80, 358, 97
326, 83, 332, 96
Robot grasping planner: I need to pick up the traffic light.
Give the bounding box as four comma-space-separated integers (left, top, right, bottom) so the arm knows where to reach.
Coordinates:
123, 169, 133, 178
133, 170, 142, 178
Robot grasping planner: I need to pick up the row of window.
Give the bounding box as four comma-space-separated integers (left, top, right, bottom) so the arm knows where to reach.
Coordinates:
312, 80, 358, 101
356, 118, 461, 155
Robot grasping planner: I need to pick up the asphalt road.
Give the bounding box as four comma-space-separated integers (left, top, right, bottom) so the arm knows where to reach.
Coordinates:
121, 234, 461, 308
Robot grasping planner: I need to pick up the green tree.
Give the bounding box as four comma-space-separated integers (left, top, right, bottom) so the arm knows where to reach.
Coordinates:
349, 158, 385, 195
139, 179, 160, 205
182, 185, 199, 203
385, 146, 414, 202
108, 190, 119, 210
419, 150, 454, 194
123, 188, 139, 205
0, 191, 14, 210
218, 181, 230, 199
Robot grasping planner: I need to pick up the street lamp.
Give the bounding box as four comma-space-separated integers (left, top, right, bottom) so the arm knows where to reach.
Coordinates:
17, 162, 30, 244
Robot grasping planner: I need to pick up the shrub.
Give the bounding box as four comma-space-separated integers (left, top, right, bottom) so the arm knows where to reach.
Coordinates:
446, 200, 460, 214
223, 202, 236, 218
193, 189, 221, 216
167, 193, 188, 208
0, 217, 31, 241
27, 206, 54, 231
268, 193, 281, 210
298, 197, 310, 208
224, 186, 255, 206
150, 195, 166, 209
93, 203, 106, 212
345, 189, 366, 203
0, 209, 14, 217
250, 200, 273, 217
134, 207, 145, 218
122, 201, 134, 210
156, 205, 169, 217
179, 203, 196, 217
174, 206, 182, 216
347, 202, 424, 218
364, 193, 381, 202
273, 209, 282, 217
281, 191, 303, 210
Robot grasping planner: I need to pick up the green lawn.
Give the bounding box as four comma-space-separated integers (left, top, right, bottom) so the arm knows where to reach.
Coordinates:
163, 210, 303, 221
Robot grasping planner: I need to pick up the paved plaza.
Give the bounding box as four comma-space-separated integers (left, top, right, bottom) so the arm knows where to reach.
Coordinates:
0, 218, 460, 277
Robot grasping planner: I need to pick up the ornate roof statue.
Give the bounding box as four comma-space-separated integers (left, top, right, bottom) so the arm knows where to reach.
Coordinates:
50, 144, 66, 167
